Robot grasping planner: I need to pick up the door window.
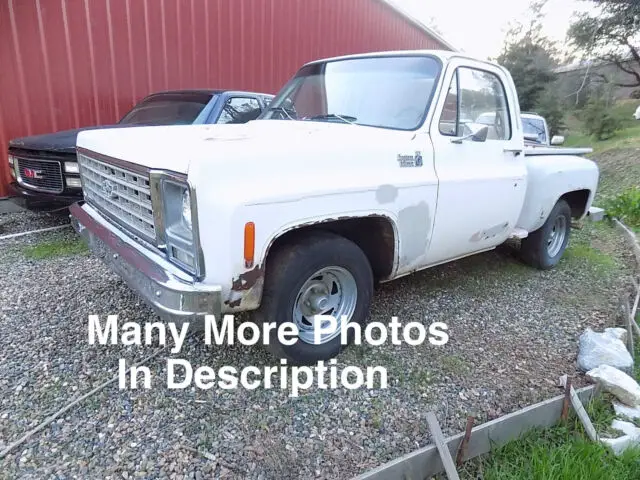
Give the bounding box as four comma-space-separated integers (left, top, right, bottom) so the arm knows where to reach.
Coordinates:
218, 97, 261, 124
438, 67, 511, 140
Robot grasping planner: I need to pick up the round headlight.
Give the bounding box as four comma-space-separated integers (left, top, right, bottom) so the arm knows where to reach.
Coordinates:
181, 189, 192, 230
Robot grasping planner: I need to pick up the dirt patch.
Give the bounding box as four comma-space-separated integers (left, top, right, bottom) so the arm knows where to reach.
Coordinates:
590, 147, 640, 199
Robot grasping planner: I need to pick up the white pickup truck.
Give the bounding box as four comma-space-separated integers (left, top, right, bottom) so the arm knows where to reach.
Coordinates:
70, 50, 601, 364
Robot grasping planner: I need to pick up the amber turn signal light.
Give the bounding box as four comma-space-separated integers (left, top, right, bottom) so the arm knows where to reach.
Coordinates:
244, 222, 255, 268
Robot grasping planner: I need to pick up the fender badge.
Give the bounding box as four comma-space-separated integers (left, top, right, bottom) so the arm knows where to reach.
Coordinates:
397, 151, 423, 168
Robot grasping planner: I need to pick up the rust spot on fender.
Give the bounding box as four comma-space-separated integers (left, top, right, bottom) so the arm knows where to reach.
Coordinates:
225, 265, 265, 308
226, 298, 242, 308
231, 264, 264, 291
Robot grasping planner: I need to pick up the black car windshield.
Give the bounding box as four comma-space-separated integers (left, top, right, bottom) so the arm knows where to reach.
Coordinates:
522, 117, 547, 143
118, 92, 215, 125
261, 56, 441, 130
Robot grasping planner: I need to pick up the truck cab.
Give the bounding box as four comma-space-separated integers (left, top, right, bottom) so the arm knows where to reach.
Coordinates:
69, 50, 600, 364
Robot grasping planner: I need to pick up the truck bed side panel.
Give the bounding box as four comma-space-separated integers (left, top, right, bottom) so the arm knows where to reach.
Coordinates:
516, 154, 599, 232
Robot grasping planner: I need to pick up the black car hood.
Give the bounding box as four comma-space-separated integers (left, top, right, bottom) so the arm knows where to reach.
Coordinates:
8, 124, 135, 154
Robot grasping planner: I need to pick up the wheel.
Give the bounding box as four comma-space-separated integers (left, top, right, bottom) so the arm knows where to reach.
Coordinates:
255, 231, 374, 365
520, 199, 572, 270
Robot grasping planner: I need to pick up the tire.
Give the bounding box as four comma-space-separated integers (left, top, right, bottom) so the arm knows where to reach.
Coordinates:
255, 231, 374, 365
520, 199, 572, 270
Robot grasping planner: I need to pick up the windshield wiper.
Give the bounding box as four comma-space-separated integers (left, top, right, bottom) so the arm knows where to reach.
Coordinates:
267, 106, 295, 121
307, 113, 357, 125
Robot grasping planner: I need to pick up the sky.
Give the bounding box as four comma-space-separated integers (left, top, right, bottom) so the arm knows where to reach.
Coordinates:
396, 0, 596, 60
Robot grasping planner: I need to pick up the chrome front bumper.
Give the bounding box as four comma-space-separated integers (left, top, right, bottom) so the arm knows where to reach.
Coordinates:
69, 202, 221, 324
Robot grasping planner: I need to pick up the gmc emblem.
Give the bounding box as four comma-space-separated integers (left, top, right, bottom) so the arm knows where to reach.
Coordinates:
23, 168, 44, 179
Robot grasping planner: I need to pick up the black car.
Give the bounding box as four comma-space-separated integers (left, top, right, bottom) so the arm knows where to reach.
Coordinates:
7, 90, 273, 211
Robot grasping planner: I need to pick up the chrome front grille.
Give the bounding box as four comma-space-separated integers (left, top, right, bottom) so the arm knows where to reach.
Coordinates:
77, 152, 156, 243
16, 158, 64, 193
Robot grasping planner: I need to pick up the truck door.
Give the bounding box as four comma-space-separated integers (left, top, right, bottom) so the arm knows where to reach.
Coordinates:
425, 59, 527, 265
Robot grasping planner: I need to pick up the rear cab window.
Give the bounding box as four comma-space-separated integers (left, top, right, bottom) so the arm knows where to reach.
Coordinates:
119, 92, 214, 126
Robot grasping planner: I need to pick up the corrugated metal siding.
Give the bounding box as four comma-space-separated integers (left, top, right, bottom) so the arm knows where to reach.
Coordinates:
0, 0, 448, 197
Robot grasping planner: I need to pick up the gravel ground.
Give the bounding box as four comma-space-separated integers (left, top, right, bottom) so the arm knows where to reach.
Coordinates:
0, 208, 70, 236
0, 215, 634, 479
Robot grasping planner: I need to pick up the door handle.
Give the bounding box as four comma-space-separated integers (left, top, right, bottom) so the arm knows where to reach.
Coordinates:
504, 148, 523, 156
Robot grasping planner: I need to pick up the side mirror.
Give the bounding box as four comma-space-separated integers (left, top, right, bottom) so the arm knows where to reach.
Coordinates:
472, 125, 489, 142
451, 125, 489, 144
551, 135, 565, 146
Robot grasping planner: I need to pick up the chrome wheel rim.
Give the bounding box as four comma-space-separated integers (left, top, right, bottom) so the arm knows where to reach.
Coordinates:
547, 215, 567, 257
293, 266, 357, 344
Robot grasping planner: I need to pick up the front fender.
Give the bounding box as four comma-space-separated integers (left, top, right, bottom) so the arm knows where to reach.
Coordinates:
221, 208, 399, 313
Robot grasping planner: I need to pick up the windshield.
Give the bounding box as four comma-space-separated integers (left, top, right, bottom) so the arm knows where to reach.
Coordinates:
522, 117, 547, 143
261, 56, 441, 130
118, 92, 214, 125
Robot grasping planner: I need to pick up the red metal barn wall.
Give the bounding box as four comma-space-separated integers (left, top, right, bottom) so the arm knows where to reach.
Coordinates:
0, 0, 449, 197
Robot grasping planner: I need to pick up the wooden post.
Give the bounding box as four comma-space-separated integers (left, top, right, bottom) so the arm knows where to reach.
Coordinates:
559, 375, 598, 441
353, 386, 595, 480
561, 377, 572, 422
455, 416, 475, 466
426, 412, 460, 480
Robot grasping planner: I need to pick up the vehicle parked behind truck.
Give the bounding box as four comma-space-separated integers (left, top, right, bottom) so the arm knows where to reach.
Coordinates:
70, 50, 601, 365
7, 90, 273, 212
520, 112, 565, 146
476, 111, 564, 146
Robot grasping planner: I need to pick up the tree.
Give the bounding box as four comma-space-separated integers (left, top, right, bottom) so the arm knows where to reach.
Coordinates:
496, 1, 559, 111
495, 1, 565, 134
535, 90, 566, 137
568, 0, 640, 87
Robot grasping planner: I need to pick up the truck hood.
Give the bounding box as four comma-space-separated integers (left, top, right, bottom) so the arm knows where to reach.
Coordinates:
9, 124, 133, 154
75, 121, 418, 175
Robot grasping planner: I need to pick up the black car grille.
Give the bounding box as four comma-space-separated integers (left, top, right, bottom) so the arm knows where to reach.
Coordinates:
16, 158, 64, 193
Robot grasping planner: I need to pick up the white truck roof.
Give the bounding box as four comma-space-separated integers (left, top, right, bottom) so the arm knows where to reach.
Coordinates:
302, 49, 495, 69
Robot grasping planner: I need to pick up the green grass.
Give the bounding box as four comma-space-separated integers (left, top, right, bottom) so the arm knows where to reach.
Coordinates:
562, 100, 640, 228
564, 124, 640, 153
440, 355, 470, 376
600, 187, 640, 229
22, 238, 89, 260
461, 397, 640, 480
563, 242, 617, 272
466, 428, 640, 480
564, 100, 640, 153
